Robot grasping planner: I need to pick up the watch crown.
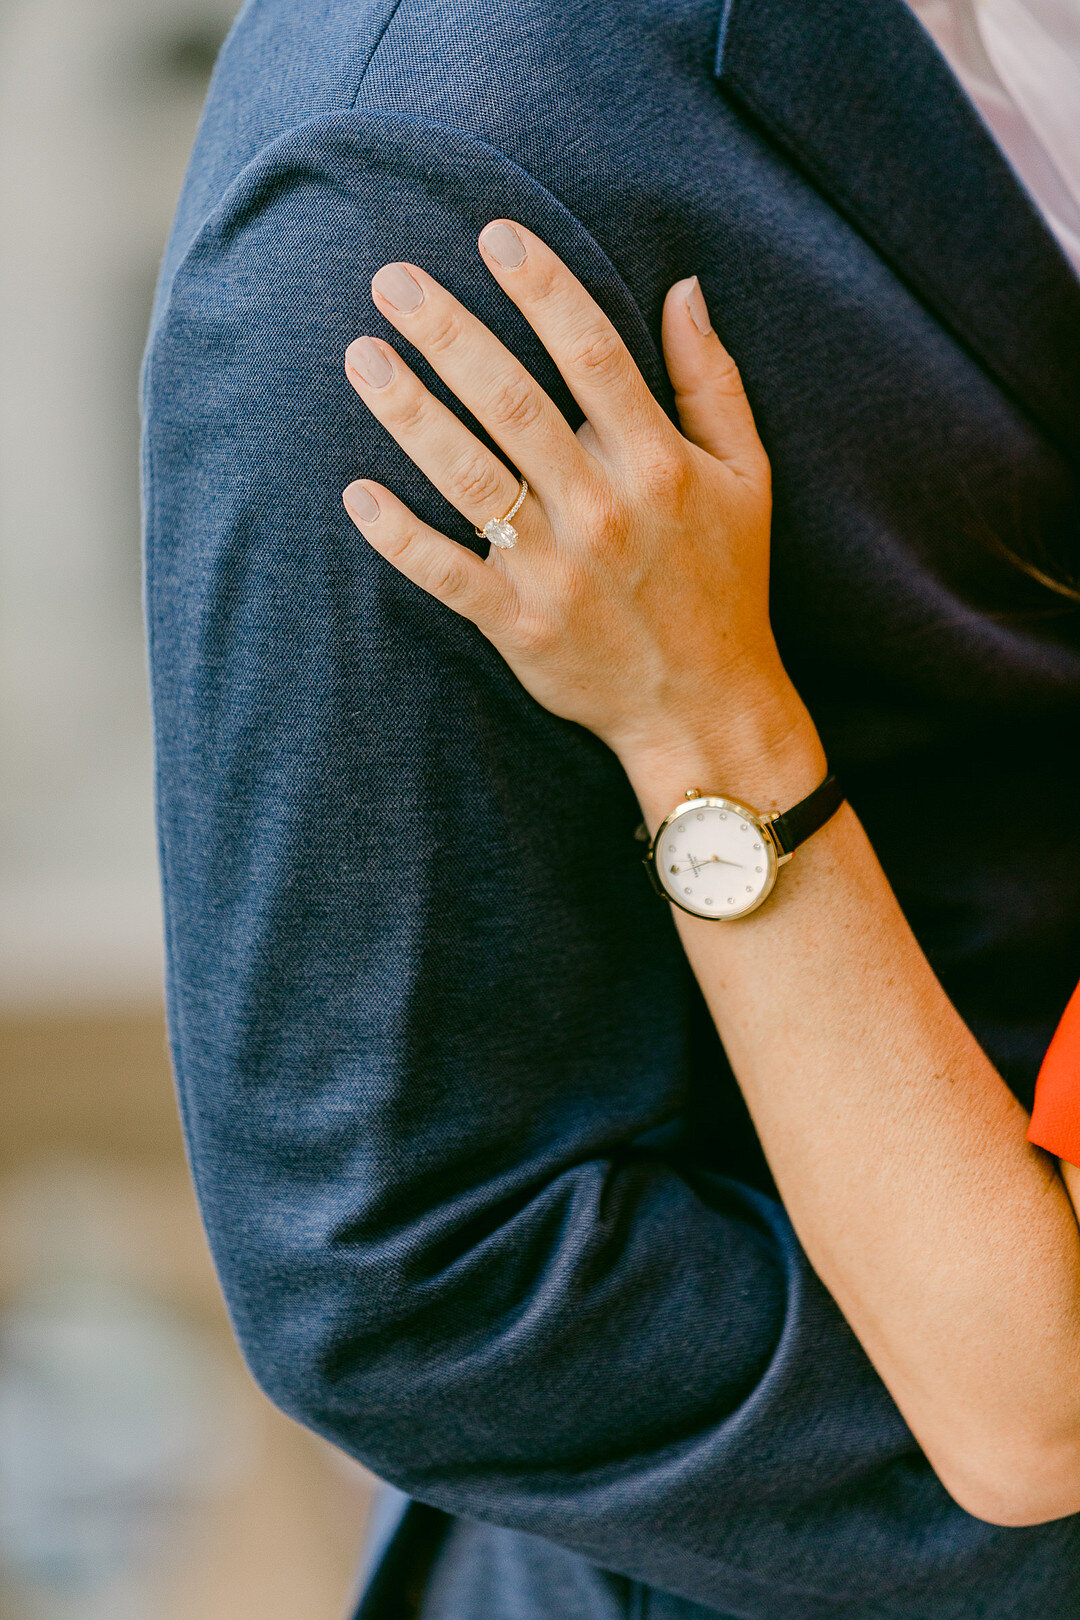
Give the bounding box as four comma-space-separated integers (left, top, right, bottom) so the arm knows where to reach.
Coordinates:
684, 787, 701, 799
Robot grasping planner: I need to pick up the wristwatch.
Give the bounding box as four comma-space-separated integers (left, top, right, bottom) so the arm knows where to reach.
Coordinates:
641, 773, 845, 919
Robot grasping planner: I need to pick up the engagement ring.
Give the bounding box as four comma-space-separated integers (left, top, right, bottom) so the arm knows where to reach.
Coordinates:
476, 477, 528, 549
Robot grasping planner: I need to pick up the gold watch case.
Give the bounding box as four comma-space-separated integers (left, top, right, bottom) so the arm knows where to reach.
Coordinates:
643, 790, 790, 921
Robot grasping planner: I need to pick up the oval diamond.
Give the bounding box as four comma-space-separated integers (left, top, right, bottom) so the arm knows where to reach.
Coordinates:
484, 518, 518, 549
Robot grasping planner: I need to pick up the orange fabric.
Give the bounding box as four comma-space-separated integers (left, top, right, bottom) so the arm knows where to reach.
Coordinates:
1028, 979, 1080, 1169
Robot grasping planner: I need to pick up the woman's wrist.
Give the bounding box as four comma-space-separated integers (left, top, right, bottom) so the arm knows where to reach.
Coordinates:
617, 678, 828, 836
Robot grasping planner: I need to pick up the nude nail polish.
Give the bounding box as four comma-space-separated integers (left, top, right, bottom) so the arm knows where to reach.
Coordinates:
372, 264, 424, 312
344, 482, 380, 522
480, 222, 527, 268
346, 337, 393, 388
685, 276, 712, 335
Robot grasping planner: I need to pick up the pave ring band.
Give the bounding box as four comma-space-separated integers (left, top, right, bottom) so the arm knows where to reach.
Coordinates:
475, 477, 528, 549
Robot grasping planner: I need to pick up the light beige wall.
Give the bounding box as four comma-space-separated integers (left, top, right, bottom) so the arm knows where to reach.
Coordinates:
0, 5, 376, 1613
0, 0, 241, 1007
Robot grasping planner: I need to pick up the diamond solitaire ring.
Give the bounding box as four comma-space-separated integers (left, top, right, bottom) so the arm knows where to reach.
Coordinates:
475, 477, 528, 549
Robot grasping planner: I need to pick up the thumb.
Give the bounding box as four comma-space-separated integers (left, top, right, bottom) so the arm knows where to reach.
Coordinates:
662, 276, 766, 474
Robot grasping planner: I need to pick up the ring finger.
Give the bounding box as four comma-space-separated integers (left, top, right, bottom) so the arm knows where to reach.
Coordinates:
345, 335, 542, 545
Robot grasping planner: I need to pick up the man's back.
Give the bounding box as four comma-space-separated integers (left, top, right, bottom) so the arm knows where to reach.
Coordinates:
143, 0, 1080, 1614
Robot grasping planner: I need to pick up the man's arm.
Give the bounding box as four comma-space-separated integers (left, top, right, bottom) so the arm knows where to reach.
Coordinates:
143, 113, 1074, 1611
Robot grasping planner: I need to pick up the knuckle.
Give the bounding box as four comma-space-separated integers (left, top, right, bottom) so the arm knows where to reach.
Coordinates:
382, 520, 424, 565
525, 256, 561, 303
485, 373, 546, 435
428, 556, 472, 602
422, 306, 463, 355
635, 439, 693, 503
565, 323, 626, 383
743, 441, 772, 488
576, 482, 623, 543
386, 385, 428, 437
513, 608, 557, 655
713, 349, 747, 398
481, 575, 517, 638
451, 452, 507, 511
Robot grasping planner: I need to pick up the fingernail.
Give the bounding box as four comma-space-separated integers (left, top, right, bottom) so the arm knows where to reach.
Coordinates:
480, 222, 527, 269
343, 482, 380, 522
345, 337, 394, 388
685, 276, 712, 335
372, 263, 424, 312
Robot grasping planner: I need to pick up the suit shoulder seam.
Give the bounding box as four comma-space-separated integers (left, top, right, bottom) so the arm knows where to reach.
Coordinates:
348, 0, 411, 109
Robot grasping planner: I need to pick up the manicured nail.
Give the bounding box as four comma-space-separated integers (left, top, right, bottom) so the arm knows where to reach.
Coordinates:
343, 482, 380, 522
372, 264, 424, 312
685, 276, 712, 335
480, 222, 527, 269
345, 337, 394, 388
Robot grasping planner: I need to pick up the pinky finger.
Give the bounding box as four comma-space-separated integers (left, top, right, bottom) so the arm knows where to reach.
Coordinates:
343, 480, 517, 636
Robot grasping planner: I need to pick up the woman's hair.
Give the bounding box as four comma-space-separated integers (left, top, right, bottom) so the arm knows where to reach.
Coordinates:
997, 527, 1080, 606
1011, 551, 1080, 604
970, 470, 1080, 609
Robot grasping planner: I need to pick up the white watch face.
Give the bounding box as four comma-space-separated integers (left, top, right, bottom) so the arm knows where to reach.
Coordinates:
654, 796, 778, 919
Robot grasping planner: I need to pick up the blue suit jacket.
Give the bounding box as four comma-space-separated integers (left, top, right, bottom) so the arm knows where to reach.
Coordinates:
142, 0, 1080, 1614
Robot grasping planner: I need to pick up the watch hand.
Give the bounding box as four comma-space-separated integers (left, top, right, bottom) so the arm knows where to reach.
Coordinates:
669, 854, 745, 874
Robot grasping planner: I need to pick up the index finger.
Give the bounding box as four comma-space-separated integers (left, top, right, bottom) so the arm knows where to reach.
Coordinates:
477, 221, 667, 455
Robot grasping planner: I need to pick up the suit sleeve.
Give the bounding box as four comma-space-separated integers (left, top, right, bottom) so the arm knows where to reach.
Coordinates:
143, 110, 1041, 1611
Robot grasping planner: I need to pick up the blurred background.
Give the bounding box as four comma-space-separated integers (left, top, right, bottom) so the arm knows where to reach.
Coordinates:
0, 1, 374, 1614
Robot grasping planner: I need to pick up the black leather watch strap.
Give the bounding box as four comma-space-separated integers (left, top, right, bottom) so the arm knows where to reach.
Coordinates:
767, 773, 845, 857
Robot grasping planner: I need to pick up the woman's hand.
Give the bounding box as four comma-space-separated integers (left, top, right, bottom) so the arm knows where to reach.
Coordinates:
341, 222, 820, 807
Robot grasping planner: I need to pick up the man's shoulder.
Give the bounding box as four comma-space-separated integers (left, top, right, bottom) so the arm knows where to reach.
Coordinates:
198, 0, 721, 134
201, 0, 719, 179
353, 0, 721, 170
158, 0, 722, 322
230, 0, 716, 84
212, 0, 710, 105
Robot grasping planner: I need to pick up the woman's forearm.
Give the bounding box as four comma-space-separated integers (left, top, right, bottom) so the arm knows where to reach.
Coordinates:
1065, 1161, 1080, 1210
624, 698, 1080, 1528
